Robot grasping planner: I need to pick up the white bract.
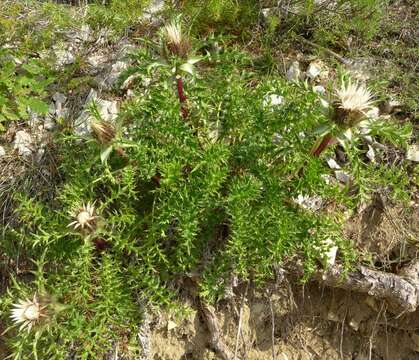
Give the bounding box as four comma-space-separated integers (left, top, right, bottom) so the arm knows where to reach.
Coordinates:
11, 295, 47, 332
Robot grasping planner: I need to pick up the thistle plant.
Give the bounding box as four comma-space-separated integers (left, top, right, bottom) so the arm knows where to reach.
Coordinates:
161, 20, 201, 119
311, 80, 374, 157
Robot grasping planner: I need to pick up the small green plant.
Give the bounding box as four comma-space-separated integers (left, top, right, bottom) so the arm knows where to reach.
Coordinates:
85, 0, 149, 36
0, 49, 53, 131
182, 0, 258, 34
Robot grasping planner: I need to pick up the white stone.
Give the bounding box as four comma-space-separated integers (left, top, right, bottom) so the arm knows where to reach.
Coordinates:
286, 61, 302, 82
406, 145, 419, 162
345, 57, 373, 81
53, 92, 67, 105
142, 0, 164, 20
335, 170, 351, 184
306, 61, 322, 79
326, 158, 341, 169
13, 130, 33, 156
44, 115, 56, 130
87, 53, 108, 68
263, 94, 285, 107
382, 100, 402, 114
55, 49, 75, 67
293, 193, 323, 211
313, 85, 326, 95
100, 61, 130, 90
322, 238, 338, 267
0, 146, 5, 157
78, 24, 93, 43
167, 320, 177, 331
366, 145, 375, 162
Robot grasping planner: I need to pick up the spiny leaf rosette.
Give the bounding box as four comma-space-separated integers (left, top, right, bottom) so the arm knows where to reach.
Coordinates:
68, 202, 98, 231
10, 295, 48, 332
312, 80, 374, 157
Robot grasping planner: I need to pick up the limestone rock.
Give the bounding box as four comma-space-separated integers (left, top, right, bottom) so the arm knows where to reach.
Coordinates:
74, 89, 119, 136
406, 145, 419, 162
326, 158, 341, 170
286, 61, 303, 82
313, 85, 326, 95
306, 60, 323, 80
263, 94, 285, 107
335, 170, 351, 184
55, 49, 75, 68
142, 0, 165, 24
13, 130, 33, 156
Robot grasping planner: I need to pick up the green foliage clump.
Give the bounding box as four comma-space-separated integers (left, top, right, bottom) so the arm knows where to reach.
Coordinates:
182, 0, 258, 34
0, 49, 53, 131
0, 20, 412, 360
85, 0, 150, 36
264, 0, 387, 48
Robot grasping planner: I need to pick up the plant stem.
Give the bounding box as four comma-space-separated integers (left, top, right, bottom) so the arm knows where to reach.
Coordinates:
311, 133, 334, 157
176, 76, 188, 119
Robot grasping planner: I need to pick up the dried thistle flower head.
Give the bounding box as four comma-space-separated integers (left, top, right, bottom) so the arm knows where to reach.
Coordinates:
68, 202, 97, 231
332, 80, 374, 128
162, 21, 190, 59
11, 295, 47, 332
91, 120, 116, 145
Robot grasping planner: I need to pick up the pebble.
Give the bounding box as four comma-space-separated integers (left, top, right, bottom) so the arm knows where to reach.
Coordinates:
306, 61, 322, 79
366, 145, 375, 162
293, 193, 323, 211
263, 94, 285, 107
0, 146, 5, 157
13, 130, 33, 156
322, 238, 338, 267
326, 158, 341, 169
406, 145, 419, 162
334, 170, 351, 184
313, 85, 326, 95
55, 49, 75, 67
286, 61, 302, 82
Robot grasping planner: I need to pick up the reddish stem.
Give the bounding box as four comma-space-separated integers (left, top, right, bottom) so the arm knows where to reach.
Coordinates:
311, 133, 334, 157
176, 76, 188, 119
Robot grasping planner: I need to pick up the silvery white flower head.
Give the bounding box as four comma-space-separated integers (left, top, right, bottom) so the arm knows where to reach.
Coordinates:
68, 202, 98, 231
162, 21, 190, 58
163, 21, 182, 47
11, 295, 47, 332
333, 80, 374, 128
